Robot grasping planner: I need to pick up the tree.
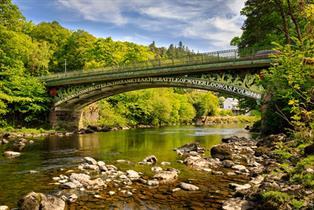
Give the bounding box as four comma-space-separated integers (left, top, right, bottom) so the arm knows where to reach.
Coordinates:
234, 0, 313, 48
0, 0, 25, 32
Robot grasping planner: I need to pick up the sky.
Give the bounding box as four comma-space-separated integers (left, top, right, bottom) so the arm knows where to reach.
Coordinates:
13, 0, 246, 52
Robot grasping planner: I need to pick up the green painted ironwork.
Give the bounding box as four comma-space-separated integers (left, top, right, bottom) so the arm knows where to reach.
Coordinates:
37, 47, 272, 108
40, 47, 271, 87
53, 73, 264, 109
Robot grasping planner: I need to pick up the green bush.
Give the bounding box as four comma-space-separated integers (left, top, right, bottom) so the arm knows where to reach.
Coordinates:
261, 191, 291, 204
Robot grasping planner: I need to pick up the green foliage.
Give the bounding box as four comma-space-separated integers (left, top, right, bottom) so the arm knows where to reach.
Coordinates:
82, 89, 223, 128
290, 199, 304, 209
273, 149, 293, 160
189, 91, 219, 118
98, 100, 127, 127
261, 191, 291, 205
0, 0, 25, 32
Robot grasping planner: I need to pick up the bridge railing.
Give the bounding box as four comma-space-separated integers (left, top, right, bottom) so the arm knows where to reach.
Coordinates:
39, 47, 270, 81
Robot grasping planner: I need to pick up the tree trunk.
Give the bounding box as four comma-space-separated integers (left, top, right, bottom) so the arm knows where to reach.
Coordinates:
274, 0, 291, 44
287, 0, 303, 42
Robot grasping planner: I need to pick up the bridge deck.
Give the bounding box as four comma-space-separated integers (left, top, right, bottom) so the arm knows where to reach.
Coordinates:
40, 48, 272, 87
42, 59, 271, 87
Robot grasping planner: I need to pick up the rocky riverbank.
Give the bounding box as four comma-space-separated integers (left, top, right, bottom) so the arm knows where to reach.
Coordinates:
1, 134, 313, 209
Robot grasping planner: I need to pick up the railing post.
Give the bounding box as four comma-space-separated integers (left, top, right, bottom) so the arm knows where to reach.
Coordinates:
234, 50, 237, 63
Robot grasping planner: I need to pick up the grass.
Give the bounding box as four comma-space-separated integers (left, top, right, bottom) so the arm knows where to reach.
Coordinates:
0, 127, 55, 135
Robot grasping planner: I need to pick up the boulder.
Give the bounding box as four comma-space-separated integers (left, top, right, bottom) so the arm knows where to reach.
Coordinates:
0, 206, 9, 210
84, 157, 97, 165
184, 156, 209, 169
4, 151, 21, 158
175, 142, 205, 155
222, 136, 243, 143
179, 182, 199, 191
18, 192, 65, 210
210, 144, 233, 160
304, 143, 314, 156
139, 155, 157, 165
153, 168, 178, 184
69, 173, 91, 186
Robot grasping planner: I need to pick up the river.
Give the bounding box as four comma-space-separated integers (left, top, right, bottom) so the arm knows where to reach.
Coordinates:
0, 125, 252, 209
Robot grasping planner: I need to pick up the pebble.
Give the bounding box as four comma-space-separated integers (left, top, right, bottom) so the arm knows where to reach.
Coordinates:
3, 151, 21, 158
108, 191, 115, 196
0, 206, 9, 210
172, 188, 181, 192
179, 182, 199, 191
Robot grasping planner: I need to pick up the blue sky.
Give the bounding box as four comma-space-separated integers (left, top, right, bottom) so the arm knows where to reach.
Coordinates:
13, 0, 245, 52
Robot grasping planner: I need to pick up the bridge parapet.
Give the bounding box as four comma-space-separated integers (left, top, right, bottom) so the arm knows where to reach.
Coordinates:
40, 47, 272, 86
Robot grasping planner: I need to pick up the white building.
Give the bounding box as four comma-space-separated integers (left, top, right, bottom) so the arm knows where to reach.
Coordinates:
223, 98, 239, 110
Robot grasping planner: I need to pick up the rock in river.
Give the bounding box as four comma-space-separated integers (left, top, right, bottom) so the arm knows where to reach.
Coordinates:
139, 155, 157, 165
153, 168, 178, 184
222, 198, 254, 210
84, 157, 98, 165
126, 170, 140, 180
3, 151, 21, 158
179, 182, 199, 191
210, 144, 233, 160
18, 192, 65, 210
175, 142, 205, 155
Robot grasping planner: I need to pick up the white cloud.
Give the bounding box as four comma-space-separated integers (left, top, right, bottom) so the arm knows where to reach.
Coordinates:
56, 0, 246, 50
57, 0, 128, 25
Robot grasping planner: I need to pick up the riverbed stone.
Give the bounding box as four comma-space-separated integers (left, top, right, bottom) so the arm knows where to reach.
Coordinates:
210, 144, 233, 160
139, 155, 157, 165
229, 183, 251, 191
61, 182, 78, 189
222, 160, 234, 168
68, 194, 78, 203
151, 166, 163, 173
18, 192, 65, 210
0, 206, 9, 210
161, 161, 171, 166
3, 151, 21, 158
179, 182, 199, 191
84, 157, 97, 165
222, 198, 254, 210
232, 164, 249, 173
153, 168, 178, 183
126, 170, 140, 180
70, 173, 91, 186
147, 180, 159, 186
175, 142, 205, 155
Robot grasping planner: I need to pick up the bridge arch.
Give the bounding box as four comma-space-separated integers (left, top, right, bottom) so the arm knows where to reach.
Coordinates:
49, 76, 263, 130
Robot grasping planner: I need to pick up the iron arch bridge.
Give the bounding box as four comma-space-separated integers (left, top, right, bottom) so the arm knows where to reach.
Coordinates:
40, 48, 271, 130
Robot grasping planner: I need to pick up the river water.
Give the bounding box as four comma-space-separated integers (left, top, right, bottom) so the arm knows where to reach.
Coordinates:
0, 125, 251, 209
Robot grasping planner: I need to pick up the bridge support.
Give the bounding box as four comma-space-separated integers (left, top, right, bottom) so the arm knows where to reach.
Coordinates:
49, 108, 83, 131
